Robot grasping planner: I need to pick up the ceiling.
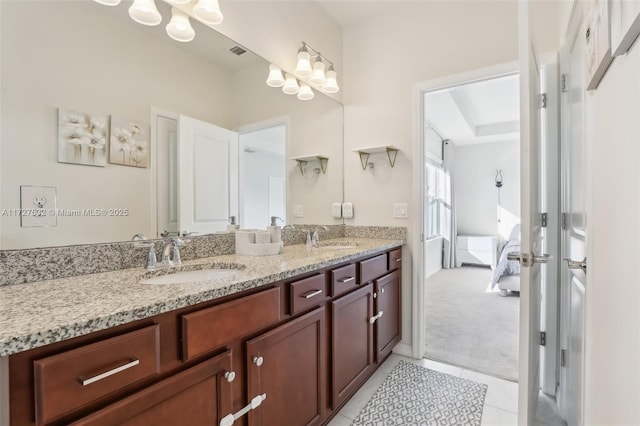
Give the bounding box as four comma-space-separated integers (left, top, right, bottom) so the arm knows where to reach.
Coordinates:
239, 124, 286, 156
424, 73, 520, 146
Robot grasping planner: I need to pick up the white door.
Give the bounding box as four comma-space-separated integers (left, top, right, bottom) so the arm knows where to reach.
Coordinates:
156, 115, 179, 237
558, 6, 587, 425
178, 115, 238, 235
518, 2, 546, 424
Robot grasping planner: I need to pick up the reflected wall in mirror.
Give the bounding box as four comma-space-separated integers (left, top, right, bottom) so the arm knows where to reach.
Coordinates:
0, 0, 344, 249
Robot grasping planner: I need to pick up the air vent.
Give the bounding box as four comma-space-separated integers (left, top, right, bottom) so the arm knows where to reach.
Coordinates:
229, 45, 247, 56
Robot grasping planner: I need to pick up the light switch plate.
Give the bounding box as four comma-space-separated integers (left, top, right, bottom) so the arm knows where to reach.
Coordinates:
393, 203, 408, 219
342, 202, 354, 219
20, 185, 57, 227
292, 204, 304, 218
331, 202, 342, 219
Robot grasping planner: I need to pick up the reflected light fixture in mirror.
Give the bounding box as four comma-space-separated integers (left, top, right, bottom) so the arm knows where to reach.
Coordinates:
294, 43, 313, 78
128, 0, 162, 26
193, 0, 224, 25
282, 73, 300, 95
94, 0, 121, 5
166, 7, 195, 42
309, 56, 326, 86
266, 65, 285, 87
297, 83, 314, 101
322, 64, 340, 93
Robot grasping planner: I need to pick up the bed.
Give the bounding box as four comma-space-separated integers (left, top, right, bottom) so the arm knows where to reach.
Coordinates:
491, 225, 521, 296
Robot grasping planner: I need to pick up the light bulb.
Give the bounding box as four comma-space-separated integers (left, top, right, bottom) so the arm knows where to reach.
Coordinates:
93, 0, 121, 6
193, 0, 224, 25
282, 74, 300, 95
266, 65, 285, 88
166, 7, 195, 42
297, 83, 314, 101
309, 57, 326, 86
322, 67, 339, 94
129, 0, 162, 26
294, 45, 312, 78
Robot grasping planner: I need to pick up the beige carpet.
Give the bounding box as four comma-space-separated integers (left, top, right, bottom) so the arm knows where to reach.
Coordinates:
424, 266, 519, 382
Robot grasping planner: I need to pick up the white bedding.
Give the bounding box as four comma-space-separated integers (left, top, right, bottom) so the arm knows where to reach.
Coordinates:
491, 239, 521, 288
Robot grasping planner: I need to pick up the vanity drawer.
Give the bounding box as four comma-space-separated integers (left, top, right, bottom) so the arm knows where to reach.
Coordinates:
330, 263, 358, 297
359, 254, 388, 284
182, 287, 281, 361
389, 248, 402, 270
34, 325, 161, 425
289, 274, 326, 315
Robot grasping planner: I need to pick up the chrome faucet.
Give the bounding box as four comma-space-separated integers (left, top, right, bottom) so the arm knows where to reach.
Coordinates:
132, 234, 158, 270
162, 237, 185, 266
312, 226, 329, 246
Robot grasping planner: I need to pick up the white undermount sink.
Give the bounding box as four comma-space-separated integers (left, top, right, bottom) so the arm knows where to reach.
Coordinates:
139, 262, 246, 285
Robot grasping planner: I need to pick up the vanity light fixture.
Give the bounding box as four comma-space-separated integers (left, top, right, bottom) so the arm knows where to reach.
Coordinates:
167, 0, 191, 4
294, 42, 340, 94
166, 7, 195, 42
128, 0, 162, 26
193, 0, 224, 25
294, 43, 313, 78
309, 56, 326, 86
282, 73, 300, 95
297, 83, 315, 101
322, 64, 340, 94
266, 65, 286, 87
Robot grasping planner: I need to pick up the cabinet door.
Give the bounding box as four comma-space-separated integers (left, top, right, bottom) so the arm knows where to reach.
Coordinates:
246, 307, 325, 426
331, 283, 374, 409
70, 350, 233, 426
374, 271, 401, 363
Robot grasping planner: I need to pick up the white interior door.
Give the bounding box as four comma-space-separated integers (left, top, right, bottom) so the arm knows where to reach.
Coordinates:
178, 115, 238, 235
558, 5, 587, 425
518, 2, 545, 423
155, 115, 179, 237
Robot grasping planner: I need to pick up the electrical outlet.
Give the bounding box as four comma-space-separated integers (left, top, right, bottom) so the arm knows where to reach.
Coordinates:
331, 202, 342, 219
20, 186, 57, 227
342, 202, 354, 219
292, 204, 304, 218
393, 203, 408, 219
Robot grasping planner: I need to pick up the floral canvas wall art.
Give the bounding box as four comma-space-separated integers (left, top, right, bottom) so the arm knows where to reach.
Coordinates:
109, 117, 149, 168
58, 108, 108, 167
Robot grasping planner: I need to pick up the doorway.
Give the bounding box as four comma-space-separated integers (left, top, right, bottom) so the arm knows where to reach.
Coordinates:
422, 73, 522, 382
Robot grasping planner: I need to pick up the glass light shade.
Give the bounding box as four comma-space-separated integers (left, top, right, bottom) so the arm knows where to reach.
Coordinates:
266, 65, 285, 88
309, 59, 326, 86
167, 0, 190, 4
193, 0, 224, 25
294, 51, 312, 78
297, 83, 314, 101
322, 69, 340, 94
282, 74, 300, 95
166, 7, 195, 42
129, 0, 162, 26
94, 0, 121, 6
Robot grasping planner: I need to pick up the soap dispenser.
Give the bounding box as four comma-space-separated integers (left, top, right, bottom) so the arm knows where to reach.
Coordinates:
267, 216, 282, 243
227, 216, 239, 232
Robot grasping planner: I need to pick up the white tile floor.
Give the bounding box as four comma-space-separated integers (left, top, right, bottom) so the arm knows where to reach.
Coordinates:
327, 354, 564, 426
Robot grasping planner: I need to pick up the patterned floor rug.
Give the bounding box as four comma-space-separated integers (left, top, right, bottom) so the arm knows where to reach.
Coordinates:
351, 360, 488, 426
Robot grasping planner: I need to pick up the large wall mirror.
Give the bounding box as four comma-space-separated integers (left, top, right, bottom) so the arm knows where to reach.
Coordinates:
0, 0, 344, 250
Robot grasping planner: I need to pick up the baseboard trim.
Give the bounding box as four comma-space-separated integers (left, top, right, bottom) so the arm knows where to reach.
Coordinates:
392, 343, 414, 358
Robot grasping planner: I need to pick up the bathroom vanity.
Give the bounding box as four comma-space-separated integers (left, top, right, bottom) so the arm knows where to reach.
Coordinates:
1, 239, 402, 425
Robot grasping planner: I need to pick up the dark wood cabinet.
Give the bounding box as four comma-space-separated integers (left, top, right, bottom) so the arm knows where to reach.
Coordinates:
331, 283, 374, 409
246, 308, 325, 426
374, 270, 401, 363
70, 350, 233, 426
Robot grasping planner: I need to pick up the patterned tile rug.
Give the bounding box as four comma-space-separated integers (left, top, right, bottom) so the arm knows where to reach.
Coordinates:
351, 360, 488, 426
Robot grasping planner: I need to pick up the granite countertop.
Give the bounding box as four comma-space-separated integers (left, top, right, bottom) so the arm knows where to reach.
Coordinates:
0, 237, 403, 357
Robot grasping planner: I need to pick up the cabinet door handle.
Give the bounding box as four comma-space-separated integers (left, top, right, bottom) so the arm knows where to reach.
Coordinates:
224, 371, 236, 383
369, 310, 384, 324
219, 393, 267, 426
79, 358, 140, 386
338, 276, 355, 283
381, 288, 385, 294
394, 257, 402, 262
301, 289, 323, 299
253, 356, 264, 367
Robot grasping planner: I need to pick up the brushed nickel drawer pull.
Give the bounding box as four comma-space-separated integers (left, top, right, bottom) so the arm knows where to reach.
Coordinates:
369, 310, 384, 324
301, 289, 323, 299
80, 358, 140, 386
395, 258, 402, 262
338, 276, 355, 283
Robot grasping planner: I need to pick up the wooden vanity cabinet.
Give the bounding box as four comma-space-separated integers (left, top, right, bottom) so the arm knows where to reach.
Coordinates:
373, 270, 401, 363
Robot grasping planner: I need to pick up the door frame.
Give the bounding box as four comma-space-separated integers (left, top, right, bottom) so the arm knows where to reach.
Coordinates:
412, 60, 520, 362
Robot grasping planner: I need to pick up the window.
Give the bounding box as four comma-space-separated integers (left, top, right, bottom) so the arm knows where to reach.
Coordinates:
426, 162, 446, 239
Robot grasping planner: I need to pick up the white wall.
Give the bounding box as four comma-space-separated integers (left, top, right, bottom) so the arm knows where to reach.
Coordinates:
454, 140, 521, 242
584, 37, 640, 424
0, 1, 232, 249
342, 0, 561, 351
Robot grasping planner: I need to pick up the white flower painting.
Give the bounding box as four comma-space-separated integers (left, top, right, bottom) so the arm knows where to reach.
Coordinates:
58, 108, 108, 167
109, 117, 149, 168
